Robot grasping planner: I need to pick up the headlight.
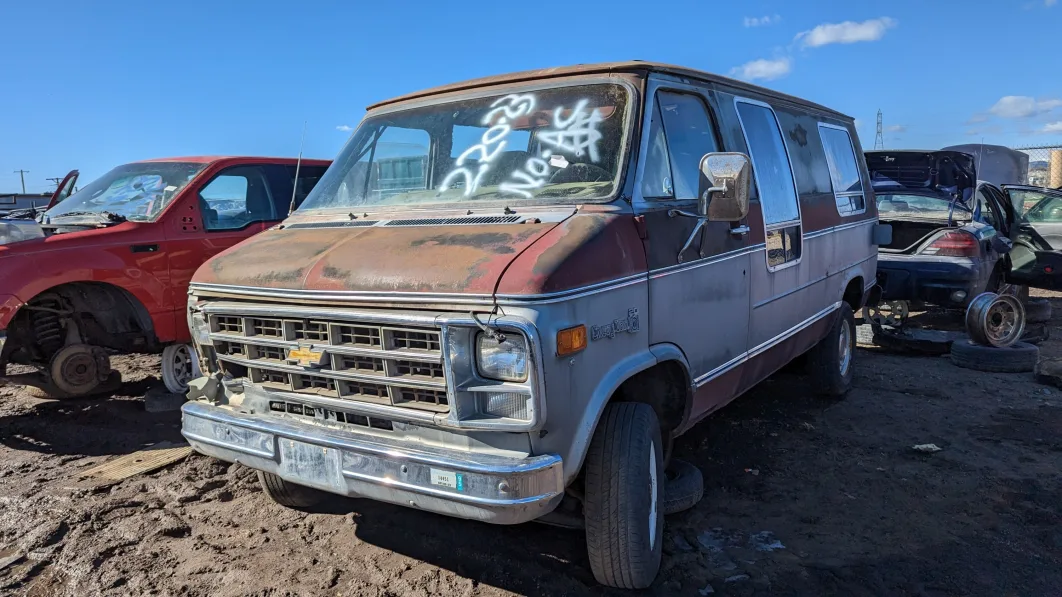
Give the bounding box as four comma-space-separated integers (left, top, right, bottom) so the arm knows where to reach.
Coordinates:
475, 333, 528, 382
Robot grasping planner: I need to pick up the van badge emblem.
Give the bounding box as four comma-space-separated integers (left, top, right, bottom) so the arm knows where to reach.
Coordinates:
591, 309, 640, 341
287, 344, 326, 368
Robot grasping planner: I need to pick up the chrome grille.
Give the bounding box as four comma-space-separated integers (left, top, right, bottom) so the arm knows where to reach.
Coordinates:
207, 311, 449, 414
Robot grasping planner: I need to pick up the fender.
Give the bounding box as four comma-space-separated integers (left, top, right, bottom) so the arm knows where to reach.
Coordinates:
561, 343, 692, 484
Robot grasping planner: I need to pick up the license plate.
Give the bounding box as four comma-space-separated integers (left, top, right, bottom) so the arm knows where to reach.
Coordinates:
277, 439, 345, 493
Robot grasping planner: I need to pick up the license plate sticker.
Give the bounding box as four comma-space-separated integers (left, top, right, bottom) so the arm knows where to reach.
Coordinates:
278, 439, 345, 493
429, 468, 465, 492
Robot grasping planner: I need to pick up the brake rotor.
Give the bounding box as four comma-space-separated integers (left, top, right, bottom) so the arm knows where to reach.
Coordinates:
49, 344, 111, 396
863, 300, 909, 328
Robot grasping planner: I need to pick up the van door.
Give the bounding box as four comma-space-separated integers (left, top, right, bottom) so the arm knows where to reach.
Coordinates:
633, 77, 751, 417
732, 98, 808, 385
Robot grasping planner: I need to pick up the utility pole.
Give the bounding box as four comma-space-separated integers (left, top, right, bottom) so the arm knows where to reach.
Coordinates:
13, 170, 29, 194
874, 110, 884, 150
46, 177, 63, 189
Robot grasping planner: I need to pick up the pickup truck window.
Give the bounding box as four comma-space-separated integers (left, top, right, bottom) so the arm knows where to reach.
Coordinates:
199, 166, 277, 231
298, 83, 631, 210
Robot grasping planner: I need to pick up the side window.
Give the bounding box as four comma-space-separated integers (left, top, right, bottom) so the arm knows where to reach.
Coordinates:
198, 166, 276, 231
1013, 189, 1062, 222
285, 165, 329, 211
640, 90, 719, 200
974, 187, 1000, 229
735, 100, 801, 269
817, 124, 866, 216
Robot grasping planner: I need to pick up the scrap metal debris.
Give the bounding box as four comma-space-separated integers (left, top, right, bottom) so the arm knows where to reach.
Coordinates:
912, 443, 943, 453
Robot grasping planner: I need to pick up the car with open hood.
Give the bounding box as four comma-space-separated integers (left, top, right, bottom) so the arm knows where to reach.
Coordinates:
0, 156, 330, 399
866, 149, 1062, 310
181, 61, 887, 589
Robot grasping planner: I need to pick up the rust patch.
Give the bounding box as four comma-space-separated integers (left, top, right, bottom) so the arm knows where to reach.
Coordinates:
410, 232, 517, 254
530, 215, 610, 277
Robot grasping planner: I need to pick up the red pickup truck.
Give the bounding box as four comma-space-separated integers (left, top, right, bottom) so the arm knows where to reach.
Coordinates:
0, 155, 330, 398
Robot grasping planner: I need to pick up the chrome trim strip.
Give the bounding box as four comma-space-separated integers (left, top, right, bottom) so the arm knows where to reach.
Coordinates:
217, 353, 447, 390
339, 470, 557, 507
201, 301, 442, 325
649, 244, 765, 279
804, 218, 875, 240
497, 275, 648, 306
182, 431, 276, 459
753, 274, 828, 309
493, 272, 646, 300
693, 301, 842, 387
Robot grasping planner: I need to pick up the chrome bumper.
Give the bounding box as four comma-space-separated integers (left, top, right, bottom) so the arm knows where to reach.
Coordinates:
180, 401, 564, 524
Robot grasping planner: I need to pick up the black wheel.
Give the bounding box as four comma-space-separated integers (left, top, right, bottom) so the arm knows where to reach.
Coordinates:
807, 303, 855, 396
950, 340, 1039, 373
584, 402, 664, 589
257, 471, 326, 508
662, 459, 703, 515
1024, 298, 1052, 324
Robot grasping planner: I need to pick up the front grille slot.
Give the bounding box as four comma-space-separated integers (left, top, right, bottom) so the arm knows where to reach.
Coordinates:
389, 328, 441, 352
208, 309, 448, 414
268, 400, 393, 431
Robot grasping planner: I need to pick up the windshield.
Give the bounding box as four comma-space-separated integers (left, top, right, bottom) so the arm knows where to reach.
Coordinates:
299, 83, 631, 211
877, 193, 971, 218
46, 162, 206, 222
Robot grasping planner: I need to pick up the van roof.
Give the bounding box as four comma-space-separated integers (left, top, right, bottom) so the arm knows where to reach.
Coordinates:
367, 61, 851, 120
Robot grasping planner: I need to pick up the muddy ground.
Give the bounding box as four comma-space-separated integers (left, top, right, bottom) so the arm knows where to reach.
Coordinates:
1, 295, 1061, 597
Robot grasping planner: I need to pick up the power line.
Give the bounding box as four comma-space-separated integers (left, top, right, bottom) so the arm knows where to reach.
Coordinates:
12, 169, 29, 194
46, 177, 63, 189
874, 110, 884, 150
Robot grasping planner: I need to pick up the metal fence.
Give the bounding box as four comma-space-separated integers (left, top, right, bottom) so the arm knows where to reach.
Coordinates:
1015, 145, 1062, 188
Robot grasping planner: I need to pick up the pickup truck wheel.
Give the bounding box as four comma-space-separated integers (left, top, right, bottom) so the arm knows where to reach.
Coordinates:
257, 471, 326, 509
807, 303, 855, 397
584, 402, 664, 589
50, 344, 111, 397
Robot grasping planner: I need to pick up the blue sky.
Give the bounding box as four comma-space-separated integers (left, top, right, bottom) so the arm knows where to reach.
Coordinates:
3, 0, 1061, 193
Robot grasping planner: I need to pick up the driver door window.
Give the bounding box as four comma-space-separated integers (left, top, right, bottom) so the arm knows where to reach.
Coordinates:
199, 166, 276, 231
641, 91, 720, 200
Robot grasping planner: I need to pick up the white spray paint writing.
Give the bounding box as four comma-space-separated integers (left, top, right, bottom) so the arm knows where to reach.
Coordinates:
439, 94, 535, 196
439, 92, 606, 200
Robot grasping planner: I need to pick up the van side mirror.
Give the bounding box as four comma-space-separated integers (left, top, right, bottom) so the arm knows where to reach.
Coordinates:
698, 153, 751, 221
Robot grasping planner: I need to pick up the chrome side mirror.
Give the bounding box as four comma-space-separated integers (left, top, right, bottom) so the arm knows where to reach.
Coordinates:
699, 152, 751, 221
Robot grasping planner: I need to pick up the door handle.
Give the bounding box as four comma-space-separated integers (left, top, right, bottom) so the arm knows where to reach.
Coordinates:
730, 225, 750, 236
130, 244, 159, 253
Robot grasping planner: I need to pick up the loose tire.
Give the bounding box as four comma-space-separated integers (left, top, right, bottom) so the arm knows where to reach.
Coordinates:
584, 402, 664, 589
662, 459, 704, 515
257, 471, 326, 509
950, 339, 1039, 373
807, 303, 856, 396
1024, 298, 1052, 324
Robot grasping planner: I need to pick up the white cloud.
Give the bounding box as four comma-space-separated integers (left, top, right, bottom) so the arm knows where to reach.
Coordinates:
744, 14, 781, 27
988, 96, 1062, 119
1047, 0, 1058, 7
730, 57, 792, 81
336, 125, 353, 132
1042, 121, 1062, 133
796, 17, 897, 48
886, 124, 907, 133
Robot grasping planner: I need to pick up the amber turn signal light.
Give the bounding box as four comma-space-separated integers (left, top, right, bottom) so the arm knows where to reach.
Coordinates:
557, 325, 587, 356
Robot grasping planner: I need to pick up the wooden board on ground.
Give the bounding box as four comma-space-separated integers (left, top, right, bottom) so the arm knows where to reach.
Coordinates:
80, 441, 192, 482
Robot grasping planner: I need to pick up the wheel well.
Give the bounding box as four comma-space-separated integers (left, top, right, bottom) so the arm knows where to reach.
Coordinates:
843, 276, 865, 312
609, 360, 690, 437
5, 282, 158, 365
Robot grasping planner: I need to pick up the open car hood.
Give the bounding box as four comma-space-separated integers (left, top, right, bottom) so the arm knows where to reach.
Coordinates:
866, 150, 977, 209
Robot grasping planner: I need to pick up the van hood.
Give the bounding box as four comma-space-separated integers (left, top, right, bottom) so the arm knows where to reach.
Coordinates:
193, 220, 563, 296
866, 150, 977, 208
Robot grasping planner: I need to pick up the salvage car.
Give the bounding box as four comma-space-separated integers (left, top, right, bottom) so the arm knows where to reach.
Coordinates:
0, 156, 330, 398
181, 62, 886, 589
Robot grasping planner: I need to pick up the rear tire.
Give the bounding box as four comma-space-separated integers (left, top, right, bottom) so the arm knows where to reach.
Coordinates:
807, 303, 856, 396
257, 471, 326, 509
584, 402, 664, 589
950, 340, 1039, 373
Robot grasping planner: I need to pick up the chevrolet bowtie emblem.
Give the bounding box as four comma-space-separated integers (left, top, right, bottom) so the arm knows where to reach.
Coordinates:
286, 345, 326, 368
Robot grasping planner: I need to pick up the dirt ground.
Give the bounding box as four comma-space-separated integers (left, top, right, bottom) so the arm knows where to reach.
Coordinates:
2, 295, 1061, 597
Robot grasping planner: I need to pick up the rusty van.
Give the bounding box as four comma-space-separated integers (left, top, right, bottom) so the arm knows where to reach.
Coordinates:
180, 62, 885, 588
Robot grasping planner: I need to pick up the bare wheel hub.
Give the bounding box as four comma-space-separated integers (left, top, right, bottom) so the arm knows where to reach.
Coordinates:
49, 344, 110, 396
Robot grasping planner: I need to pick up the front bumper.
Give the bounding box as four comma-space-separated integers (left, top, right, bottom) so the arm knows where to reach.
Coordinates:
181, 401, 564, 524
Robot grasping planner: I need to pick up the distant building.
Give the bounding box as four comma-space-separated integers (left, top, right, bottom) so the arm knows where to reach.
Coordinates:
0, 193, 51, 216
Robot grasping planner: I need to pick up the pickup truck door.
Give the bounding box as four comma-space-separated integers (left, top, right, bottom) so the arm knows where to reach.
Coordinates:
46, 170, 79, 209
999, 185, 1062, 290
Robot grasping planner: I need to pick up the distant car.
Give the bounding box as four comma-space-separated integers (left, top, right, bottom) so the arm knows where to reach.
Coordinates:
1003, 184, 1062, 249
0, 156, 330, 399
866, 150, 1062, 312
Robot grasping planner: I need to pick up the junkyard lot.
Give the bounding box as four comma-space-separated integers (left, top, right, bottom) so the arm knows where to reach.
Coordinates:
1, 296, 1060, 596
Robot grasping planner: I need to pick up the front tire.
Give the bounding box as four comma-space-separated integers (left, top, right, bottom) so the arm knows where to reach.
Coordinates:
257, 471, 326, 509
807, 303, 856, 396
584, 402, 664, 589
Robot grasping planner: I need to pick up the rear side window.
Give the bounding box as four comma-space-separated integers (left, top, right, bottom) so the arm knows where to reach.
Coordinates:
818, 124, 866, 215
640, 90, 719, 200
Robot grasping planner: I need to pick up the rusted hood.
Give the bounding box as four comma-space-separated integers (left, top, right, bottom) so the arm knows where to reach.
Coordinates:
193, 223, 560, 295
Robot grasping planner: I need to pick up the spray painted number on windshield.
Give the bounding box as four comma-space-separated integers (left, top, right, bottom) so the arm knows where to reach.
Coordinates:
439, 95, 606, 199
